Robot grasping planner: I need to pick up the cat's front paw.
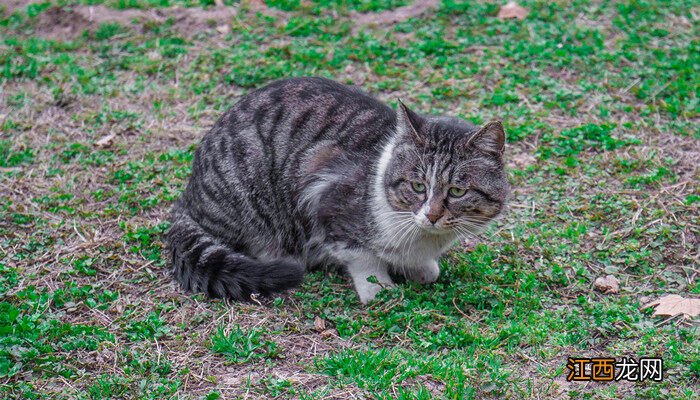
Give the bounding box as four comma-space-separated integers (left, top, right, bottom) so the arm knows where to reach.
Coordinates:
404, 260, 440, 284
355, 279, 394, 304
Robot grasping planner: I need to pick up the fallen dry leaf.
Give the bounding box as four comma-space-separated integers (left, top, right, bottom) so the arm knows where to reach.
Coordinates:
461, 238, 479, 252
314, 316, 326, 332
497, 1, 529, 20
643, 294, 700, 318
594, 275, 620, 294
320, 329, 336, 339
216, 24, 230, 34
271, 370, 300, 384
351, 0, 438, 33
510, 152, 537, 169
95, 132, 116, 148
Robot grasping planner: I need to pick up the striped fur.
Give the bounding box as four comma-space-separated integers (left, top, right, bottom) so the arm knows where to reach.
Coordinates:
167, 77, 509, 303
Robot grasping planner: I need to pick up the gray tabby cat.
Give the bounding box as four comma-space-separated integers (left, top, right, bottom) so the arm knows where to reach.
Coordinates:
167, 77, 509, 304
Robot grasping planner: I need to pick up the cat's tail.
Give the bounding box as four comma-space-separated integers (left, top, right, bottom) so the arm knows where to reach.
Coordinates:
166, 204, 305, 301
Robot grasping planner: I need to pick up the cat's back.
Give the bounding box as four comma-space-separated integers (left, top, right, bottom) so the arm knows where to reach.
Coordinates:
239, 76, 391, 118
209, 77, 395, 153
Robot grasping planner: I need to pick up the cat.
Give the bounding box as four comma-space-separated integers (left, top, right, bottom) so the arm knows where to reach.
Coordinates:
166, 77, 509, 304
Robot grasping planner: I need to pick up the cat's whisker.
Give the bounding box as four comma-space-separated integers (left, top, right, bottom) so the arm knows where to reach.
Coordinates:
375, 211, 413, 228
379, 218, 417, 254
458, 220, 489, 228
403, 226, 422, 268
396, 233, 413, 270
458, 215, 492, 224
400, 229, 420, 268
380, 214, 414, 221
379, 219, 415, 243
393, 222, 417, 255
455, 222, 487, 238
458, 221, 500, 242
378, 212, 414, 226
376, 211, 414, 222
395, 222, 418, 262
383, 220, 416, 242
455, 222, 486, 230
454, 225, 483, 242
453, 227, 471, 241
460, 220, 487, 231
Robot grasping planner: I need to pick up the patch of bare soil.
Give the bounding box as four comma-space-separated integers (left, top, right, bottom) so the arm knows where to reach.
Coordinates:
351, 0, 439, 33
245, 0, 292, 20
27, 0, 439, 40
657, 133, 699, 182
35, 6, 92, 41
77, 5, 241, 37
29, 4, 255, 40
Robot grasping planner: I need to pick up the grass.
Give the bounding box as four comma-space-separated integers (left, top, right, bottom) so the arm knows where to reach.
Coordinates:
1, 0, 698, 398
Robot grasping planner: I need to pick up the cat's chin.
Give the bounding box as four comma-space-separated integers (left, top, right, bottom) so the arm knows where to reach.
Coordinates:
417, 224, 453, 235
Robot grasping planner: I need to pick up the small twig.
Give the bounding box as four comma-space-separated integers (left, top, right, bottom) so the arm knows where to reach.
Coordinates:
621, 78, 641, 94
651, 78, 675, 100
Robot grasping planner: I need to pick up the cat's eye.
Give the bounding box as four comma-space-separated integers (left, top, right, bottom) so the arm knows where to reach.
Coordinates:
411, 181, 427, 193
449, 187, 467, 197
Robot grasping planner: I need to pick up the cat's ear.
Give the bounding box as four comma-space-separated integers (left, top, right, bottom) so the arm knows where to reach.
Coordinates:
466, 121, 506, 157
397, 100, 424, 145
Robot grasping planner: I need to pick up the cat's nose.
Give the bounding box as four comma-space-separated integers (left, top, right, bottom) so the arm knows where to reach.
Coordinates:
426, 213, 441, 224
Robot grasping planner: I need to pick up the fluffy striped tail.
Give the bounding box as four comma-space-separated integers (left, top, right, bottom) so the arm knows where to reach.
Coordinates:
166, 205, 304, 301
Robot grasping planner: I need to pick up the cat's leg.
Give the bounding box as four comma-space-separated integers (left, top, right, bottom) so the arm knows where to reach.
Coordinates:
340, 251, 394, 304
402, 259, 440, 284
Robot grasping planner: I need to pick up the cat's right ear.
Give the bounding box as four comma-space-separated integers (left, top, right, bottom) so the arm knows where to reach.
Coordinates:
397, 100, 424, 145
465, 121, 506, 157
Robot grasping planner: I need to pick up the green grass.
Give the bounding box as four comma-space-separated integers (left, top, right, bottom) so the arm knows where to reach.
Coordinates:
1, 0, 698, 398
210, 325, 281, 364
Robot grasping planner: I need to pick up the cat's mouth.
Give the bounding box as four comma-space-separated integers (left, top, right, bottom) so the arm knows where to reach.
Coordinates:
415, 221, 454, 235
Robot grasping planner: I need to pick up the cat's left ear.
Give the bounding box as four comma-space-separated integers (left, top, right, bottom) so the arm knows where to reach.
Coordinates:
467, 121, 506, 157
397, 100, 424, 145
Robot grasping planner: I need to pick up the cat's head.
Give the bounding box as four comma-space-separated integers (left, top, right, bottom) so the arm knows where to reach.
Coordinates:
380, 101, 509, 236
